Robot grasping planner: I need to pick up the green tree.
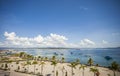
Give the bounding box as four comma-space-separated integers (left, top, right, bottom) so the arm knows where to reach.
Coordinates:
87, 58, 94, 66
38, 56, 41, 61
15, 61, 19, 70
61, 57, 65, 63
61, 57, 65, 76
110, 61, 119, 76
79, 64, 86, 76
17, 66, 20, 71
56, 70, 58, 76
39, 61, 45, 75
52, 56, 56, 61
7, 60, 13, 70
75, 59, 80, 65
68, 62, 77, 76
32, 61, 38, 74
5, 63, 8, 69
51, 60, 57, 76
26, 61, 31, 73
45, 57, 48, 61
90, 67, 99, 76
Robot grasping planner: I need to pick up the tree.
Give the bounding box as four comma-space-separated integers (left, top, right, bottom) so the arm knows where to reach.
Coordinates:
87, 58, 93, 66
68, 62, 77, 76
19, 52, 26, 58
17, 66, 20, 71
15, 61, 19, 70
56, 70, 58, 76
61, 57, 65, 63
65, 71, 68, 76
32, 61, 38, 74
110, 61, 119, 76
79, 64, 86, 76
39, 61, 45, 75
26, 61, 31, 73
61, 57, 65, 76
44, 57, 48, 61
51, 60, 57, 76
1, 64, 4, 69
38, 56, 41, 61
90, 67, 99, 76
7, 60, 13, 70
5, 63, 8, 70
75, 59, 80, 65
52, 56, 56, 61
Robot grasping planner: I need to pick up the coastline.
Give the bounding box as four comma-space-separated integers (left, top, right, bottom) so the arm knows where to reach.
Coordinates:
0, 60, 120, 76
0, 49, 120, 76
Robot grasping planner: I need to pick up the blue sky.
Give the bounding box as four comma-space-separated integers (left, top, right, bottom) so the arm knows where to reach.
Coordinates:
0, 0, 120, 48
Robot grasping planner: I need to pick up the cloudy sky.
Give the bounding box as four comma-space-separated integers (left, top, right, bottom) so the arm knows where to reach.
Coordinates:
0, 0, 120, 48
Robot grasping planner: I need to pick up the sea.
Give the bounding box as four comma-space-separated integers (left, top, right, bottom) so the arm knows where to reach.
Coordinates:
1, 48, 120, 67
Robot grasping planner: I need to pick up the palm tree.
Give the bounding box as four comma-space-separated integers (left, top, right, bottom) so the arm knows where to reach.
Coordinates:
39, 61, 45, 75
26, 61, 31, 73
62, 66, 65, 76
1, 64, 4, 69
51, 60, 57, 76
87, 58, 93, 66
44, 57, 48, 61
110, 61, 119, 76
15, 61, 19, 70
32, 61, 38, 74
17, 66, 20, 71
56, 70, 58, 76
38, 56, 41, 61
65, 71, 68, 76
52, 56, 56, 61
79, 64, 86, 76
68, 62, 77, 76
90, 67, 99, 76
61, 57, 65, 63
4, 63, 8, 70
75, 59, 80, 65
7, 60, 12, 70
61, 57, 65, 76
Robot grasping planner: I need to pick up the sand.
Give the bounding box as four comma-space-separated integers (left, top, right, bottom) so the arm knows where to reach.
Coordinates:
0, 61, 120, 76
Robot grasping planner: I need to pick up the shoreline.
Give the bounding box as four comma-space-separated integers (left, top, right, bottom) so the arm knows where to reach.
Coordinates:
0, 50, 120, 76
0, 60, 120, 76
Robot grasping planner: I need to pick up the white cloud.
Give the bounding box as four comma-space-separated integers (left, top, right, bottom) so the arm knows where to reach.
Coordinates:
1, 32, 116, 48
79, 39, 95, 48
80, 39, 95, 45
102, 40, 108, 44
3, 32, 69, 47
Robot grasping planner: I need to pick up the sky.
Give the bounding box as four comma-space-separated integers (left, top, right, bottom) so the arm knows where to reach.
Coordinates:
0, 0, 120, 48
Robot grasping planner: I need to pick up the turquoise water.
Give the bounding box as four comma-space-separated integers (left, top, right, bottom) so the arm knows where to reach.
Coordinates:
11, 48, 120, 67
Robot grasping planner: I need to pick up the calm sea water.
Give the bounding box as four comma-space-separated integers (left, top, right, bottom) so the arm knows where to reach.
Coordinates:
12, 48, 120, 67
1, 48, 120, 67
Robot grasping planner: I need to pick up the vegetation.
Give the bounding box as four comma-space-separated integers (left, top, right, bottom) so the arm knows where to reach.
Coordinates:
26, 61, 31, 73
110, 61, 119, 76
68, 62, 77, 76
51, 60, 57, 76
75, 59, 80, 65
79, 64, 87, 76
39, 61, 45, 75
61, 57, 65, 76
87, 58, 94, 66
32, 61, 38, 74
1, 53, 119, 76
90, 67, 99, 76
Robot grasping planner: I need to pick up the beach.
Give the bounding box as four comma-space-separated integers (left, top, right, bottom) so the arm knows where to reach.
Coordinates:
0, 61, 120, 76
0, 49, 120, 76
